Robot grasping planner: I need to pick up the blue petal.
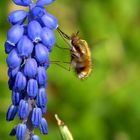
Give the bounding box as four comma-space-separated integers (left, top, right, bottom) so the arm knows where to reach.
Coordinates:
28, 20, 42, 42
8, 10, 27, 25
5, 41, 14, 54
27, 79, 38, 98
9, 127, 16, 136
16, 124, 26, 140
7, 24, 24, 45
36, 0, 56, 6
12, 90, 22, 105
24, 58, 38, 78
42, 60, 50, 69
41, 27, 55, 52
39, 118, 48, 134
13, 0, 33, 7
14, 72, 27, 91
17, 35, 34, 58
23, 24, 28, 35
41, 13, 58, 29
6, 104, 17, 121
37, 87, 47, 107
35, 43, 49, 64
8, 66, 20, 78
31, 6, 46, 18
18, 100, 29, 119
8, 77, 15, 90
31, 135, 40, 140
36, 66, 47, 87
32, 107, 42, 127
6, 49, 22, 69
40, 105, 47, 114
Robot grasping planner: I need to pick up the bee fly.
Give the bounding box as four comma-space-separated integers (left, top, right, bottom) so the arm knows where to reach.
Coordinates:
57, 28, 92, 80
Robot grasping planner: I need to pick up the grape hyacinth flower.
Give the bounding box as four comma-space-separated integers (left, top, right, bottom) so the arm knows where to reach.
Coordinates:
5, 0, 58, 139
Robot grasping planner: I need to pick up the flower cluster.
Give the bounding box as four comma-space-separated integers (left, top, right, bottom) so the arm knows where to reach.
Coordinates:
5, 0, 58, 139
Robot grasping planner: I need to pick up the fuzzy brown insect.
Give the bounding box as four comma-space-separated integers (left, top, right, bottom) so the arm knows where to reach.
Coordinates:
57, 28, 92, 79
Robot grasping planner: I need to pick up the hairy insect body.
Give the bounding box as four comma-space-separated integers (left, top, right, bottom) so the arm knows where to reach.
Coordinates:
70, 34, 92, 79
57, 28, 92, 79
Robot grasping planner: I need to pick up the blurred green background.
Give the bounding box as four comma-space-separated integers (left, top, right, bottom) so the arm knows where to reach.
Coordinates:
0, 0, 140, 140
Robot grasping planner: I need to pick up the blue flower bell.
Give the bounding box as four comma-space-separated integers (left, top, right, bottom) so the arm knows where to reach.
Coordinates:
41, 27, 55, 52
32, 107, 42, 127
17, 35, 34, 58
36, 66, 47, 87
6, 104, 18, 121
24, 58, 38, 78
36, 0, 56, 6
8, 10, 27, 25
6, 49, 22, 69
13, 0, 33, 7
27, 79, 38, 98
14, 72, 27, 91
12, 90, 22, 105
16, 123, 27, 140
39, 118, 48, 134
7, 24, 24, 46
41, 12, 58, 29
35, 43, 49, 64
37, 87, 48, 107
18, 100, 29, 119
28, 20, 42, 43
31, 135, 40, 140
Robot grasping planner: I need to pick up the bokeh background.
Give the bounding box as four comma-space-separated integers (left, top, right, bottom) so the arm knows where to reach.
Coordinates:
0, 0, 140, 140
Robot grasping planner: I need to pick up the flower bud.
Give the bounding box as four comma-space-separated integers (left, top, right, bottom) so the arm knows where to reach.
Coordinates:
41, 13, 58, 30
36, 66, 47, 86
5, 41, 14, 54
13, 0, 33, 7
41, 27, 55, 52
31, 6, 46, 18
32, 107, 42, 127
35, 43, 49, 64
9, 127, 16, 136
12, 90, 22, 105
8, 66, 20, 78
40, 105, 47, 114
31, 135, 40, 140
36, 0, 56, 6
7, 24, 24, 45
24, 58, 37, 78
28, 20, 42, 42
16, 124, 26, 140
17, 35, 34, 58
6, 104, 17, 121
18, 100, 29, 119
27, 79, 38, 98
8, 10, 27, 25
42, 60, 50, 69
39, 118, 48, 134
14, 72, 27, 91
6, 49, 22, 69
8, 77, 15, 90
37, 87, 47, 107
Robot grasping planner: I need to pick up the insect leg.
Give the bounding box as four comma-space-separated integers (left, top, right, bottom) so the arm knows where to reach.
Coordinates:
50, 61, 71, 71
55, 43, 70, 50
56, 27, 72, 48
57, 27, 71, 40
